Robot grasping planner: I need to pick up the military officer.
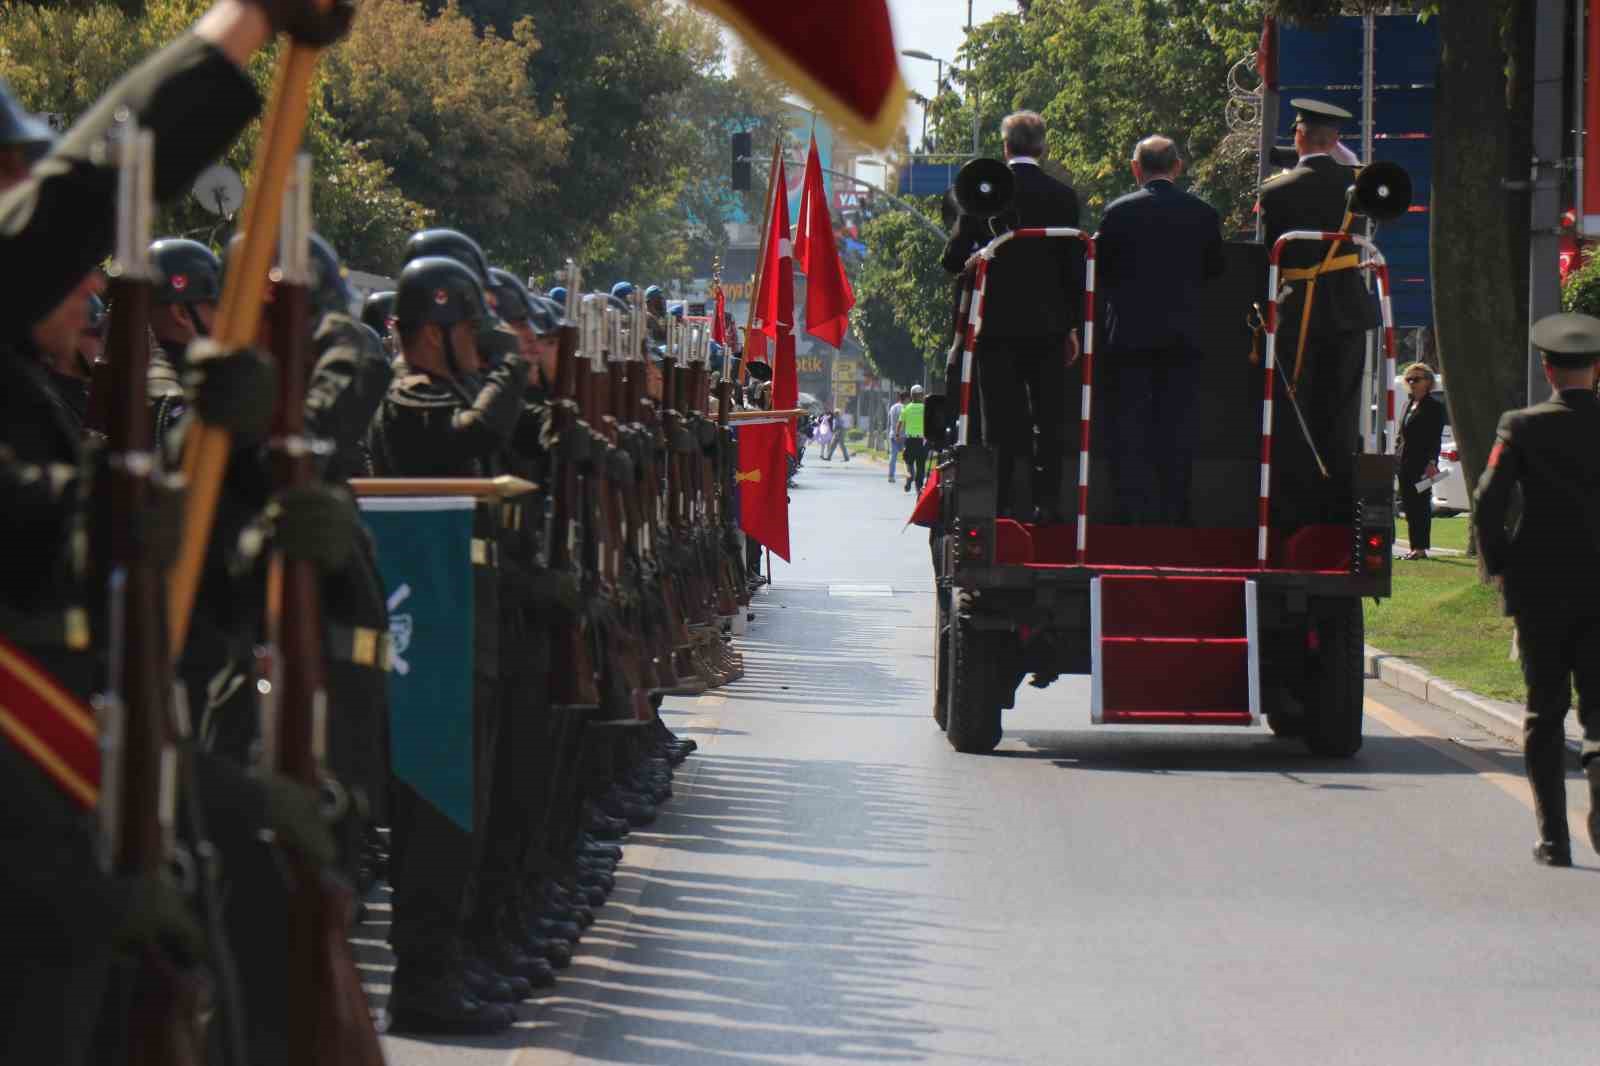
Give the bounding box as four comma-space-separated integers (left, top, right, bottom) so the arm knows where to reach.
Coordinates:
1473, 313, 1600, 868
1258, 98, 1380, 527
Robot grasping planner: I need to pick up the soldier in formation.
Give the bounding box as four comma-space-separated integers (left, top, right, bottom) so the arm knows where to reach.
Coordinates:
0, 0, 757, 1055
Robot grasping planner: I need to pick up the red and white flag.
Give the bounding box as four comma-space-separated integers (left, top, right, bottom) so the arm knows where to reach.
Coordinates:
736, 420, 791, 561
795, 135, 854, 348
690, 2, 906, 149
750, 154, 799, 452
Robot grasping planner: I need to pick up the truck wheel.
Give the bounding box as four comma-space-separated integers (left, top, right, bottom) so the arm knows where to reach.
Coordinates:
1266, 712, 1303, 738
1302, 598, 1364, 757
933, 588, 950, 731
946, 595, 1003, 754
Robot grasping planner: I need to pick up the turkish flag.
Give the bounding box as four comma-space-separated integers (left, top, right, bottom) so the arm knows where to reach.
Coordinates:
907, 465, 942, 529
689, 2, 906, 148
1256, 17, 1277, 91
751, 154, 799, 453
712, 285, 727, 346
795, 135, 854, 348
737, 421, 791, 561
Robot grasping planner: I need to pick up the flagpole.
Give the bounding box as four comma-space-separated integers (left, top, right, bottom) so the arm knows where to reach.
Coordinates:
741, 134, 784, 383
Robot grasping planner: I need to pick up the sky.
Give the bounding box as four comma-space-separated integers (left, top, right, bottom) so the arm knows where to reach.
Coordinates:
886, 0, 1017, 149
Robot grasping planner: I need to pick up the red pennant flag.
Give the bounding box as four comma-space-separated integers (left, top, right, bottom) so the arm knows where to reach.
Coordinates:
691, 2, 906, 149
712, 285, 727, 347
907, 464, 942, 529
737, 421, 791, 561
795, 135, 854, 348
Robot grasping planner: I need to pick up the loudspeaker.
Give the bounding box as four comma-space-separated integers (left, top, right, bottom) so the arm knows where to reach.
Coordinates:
1349, 161, 1411, 222
953, 157, 1014, 221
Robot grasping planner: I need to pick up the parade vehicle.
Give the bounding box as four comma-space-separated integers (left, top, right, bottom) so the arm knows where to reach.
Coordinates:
926, 158, 1411, 757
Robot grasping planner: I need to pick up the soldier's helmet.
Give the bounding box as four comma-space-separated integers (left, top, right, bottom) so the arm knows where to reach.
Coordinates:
527, 296, 561, 337
395, 256, 491, 332
307, 232, 355, 318
402, 228, 490, 285
548, 285, 568, 307
362, 290, 397, 336
150, 238, 222, 305
610, 281, 636, 300
487, 267, 536, 324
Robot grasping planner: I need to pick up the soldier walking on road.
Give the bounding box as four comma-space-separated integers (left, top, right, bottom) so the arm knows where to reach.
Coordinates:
1473, 313, 1600, 868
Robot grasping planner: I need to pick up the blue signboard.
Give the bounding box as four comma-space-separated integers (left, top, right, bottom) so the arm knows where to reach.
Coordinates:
1277, 15, 1440, 328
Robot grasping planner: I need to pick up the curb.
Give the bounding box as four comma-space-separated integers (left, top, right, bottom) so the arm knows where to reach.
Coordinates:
1363, 644, 1583, 754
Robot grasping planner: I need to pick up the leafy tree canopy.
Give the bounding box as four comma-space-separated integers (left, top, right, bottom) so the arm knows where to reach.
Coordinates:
852, 200, 953, 385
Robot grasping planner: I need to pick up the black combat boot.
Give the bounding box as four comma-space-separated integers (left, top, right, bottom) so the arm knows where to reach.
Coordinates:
389, 963, 513, 1035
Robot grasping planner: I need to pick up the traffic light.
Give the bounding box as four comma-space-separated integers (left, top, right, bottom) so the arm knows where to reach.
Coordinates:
731, 131, 752, 191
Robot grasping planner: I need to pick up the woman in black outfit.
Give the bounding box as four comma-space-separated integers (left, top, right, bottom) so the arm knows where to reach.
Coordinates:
1396, 362, 1446, 559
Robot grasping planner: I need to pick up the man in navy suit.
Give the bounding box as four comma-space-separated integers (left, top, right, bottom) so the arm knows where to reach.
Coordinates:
1095, 135, 1224, 524
941, 111, 1083, 521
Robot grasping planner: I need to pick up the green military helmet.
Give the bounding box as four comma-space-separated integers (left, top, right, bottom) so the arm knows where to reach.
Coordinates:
362, 290, 396, 336
149, 238, 222, 305
394, 256, 491, 332
1531, 312, 1600, 368
527, 296, 561, 337
487, 267, 535, 324
306, 232, 355, 318
402, 228, 490, 285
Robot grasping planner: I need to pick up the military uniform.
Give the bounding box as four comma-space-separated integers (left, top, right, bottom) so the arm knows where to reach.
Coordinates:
1259, 100, 1380, 527
367, 254, 529, 1032
1473, 313, 1600, 866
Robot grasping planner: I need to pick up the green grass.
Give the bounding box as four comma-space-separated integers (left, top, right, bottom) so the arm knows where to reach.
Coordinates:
1399, 512, 1470, 553
1364, 554, 1523, 701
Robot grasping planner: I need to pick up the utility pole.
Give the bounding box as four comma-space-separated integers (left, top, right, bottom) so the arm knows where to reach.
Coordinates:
1526, 0, 1566, 404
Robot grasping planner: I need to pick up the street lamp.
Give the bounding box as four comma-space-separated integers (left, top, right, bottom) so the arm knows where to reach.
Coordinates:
901, 50, 947, 153
901, 48, 978, 157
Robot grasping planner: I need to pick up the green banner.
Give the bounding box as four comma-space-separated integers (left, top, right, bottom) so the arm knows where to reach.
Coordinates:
360, 498, 475, 831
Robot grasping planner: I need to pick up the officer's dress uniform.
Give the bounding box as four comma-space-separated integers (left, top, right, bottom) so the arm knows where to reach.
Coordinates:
1473, 319, 1600, 863
365, 351, 529, 997
0, 31, 260, 1066
1259, 153, 1379, 527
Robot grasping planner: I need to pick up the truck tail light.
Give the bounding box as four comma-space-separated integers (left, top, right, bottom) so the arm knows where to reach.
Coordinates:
1442, 447, 1459, 462
1359, 527, 1390, 574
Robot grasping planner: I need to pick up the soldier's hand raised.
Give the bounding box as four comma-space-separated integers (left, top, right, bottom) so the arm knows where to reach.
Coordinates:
183, 341, 276, 440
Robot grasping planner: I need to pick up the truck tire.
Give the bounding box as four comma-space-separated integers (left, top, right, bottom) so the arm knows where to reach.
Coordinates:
1302, 598, 1364, 757
933, 588, 950, 731
946, 596, 1003, 754
1266, 712, 1303, 738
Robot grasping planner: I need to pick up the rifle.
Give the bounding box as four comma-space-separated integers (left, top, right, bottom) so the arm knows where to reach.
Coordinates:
579, 297, 650, 718
685, 336, 739, 618
544, 266, 601, 709
97, 121, 217, 1066
261, 157, 385, 1066
656, 318, 706, 683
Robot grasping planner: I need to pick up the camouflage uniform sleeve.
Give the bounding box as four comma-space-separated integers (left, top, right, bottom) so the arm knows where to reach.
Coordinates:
1, 34, 259, 334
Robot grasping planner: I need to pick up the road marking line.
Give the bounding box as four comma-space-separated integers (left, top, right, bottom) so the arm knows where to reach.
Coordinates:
1365, 695, 1587, 830
827, 583, 894, 597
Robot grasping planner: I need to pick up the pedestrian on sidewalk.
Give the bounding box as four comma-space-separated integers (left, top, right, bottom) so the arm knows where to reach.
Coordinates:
1396, 362, 1445, 559
887, 389, 908, 483
821, 409, 851, 462
901, 385, 928, 494
814, 410, 833, 460
1472, 313, 1600, 868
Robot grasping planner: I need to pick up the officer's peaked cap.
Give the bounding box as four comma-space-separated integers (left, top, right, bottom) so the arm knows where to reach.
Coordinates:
395, 256, 490, 331
1532, 312, 1600, 367
1290, 98, 1351, 130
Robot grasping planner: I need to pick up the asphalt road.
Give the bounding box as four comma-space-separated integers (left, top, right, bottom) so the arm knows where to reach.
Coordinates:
380, 449, 1600, 1066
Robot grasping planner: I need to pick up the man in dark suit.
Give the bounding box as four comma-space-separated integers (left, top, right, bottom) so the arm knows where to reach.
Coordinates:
1473, 313, 1600, 868
941, 110, 1082, 521
1259, 99, 1380, 527
1394, 361, 1446, 558
1096, 135, 1224, 524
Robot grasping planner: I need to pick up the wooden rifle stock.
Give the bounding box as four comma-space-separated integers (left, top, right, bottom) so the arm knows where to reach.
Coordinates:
265, 169, 385, 1066
547, 281, 600, 707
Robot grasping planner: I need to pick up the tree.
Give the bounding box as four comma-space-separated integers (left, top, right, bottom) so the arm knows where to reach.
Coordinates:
321, 0, 567, 275
1563, 256, 1600, 317
0, 0, 432, 270
927, 1, 1262, 230
852, 201, 954, 384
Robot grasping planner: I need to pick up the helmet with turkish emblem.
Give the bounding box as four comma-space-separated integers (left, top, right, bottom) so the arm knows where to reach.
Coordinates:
149, 238, 221, 306
394, 256, 491, 332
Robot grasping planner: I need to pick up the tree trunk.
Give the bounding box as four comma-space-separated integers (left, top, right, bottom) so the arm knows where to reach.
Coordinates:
1430, 0, 1534, 527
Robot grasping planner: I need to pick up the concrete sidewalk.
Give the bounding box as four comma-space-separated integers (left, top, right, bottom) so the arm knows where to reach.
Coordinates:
1364, 643, 1584, 754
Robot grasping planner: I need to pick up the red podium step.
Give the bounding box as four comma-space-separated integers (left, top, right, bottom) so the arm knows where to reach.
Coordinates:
1092, 575, 1259, 727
